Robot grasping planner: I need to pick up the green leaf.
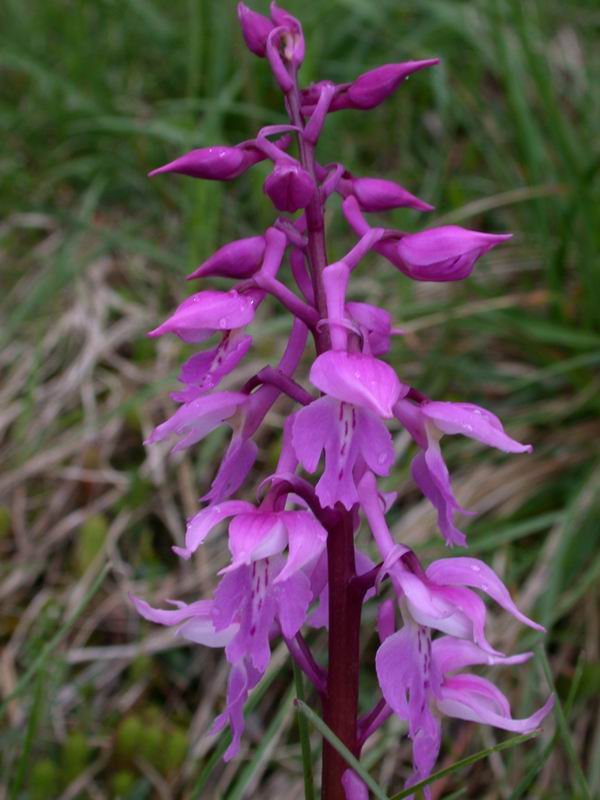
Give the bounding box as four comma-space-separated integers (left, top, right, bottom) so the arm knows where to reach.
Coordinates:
536, 645, 592, 800
293, 662, 316, 800
389, 732, 540, 800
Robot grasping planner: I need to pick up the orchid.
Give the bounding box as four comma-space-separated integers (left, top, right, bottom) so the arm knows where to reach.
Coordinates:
132, 4, 553, 798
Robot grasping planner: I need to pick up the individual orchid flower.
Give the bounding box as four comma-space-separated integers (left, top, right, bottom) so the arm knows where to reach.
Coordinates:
376, 615, 554, 797
394, 397, 532, 546
359, 472, 543, 651
292, 351, 405, 509
129, 593, 260, 761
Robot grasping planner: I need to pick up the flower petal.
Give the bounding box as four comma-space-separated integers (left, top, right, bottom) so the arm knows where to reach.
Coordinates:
426, 557, 545, 631
411, 450, 468, 547
355, 407, 396, 476
175, 499, 255, 560
422, 401, 532, 453
202, 436, 258, 504
438, 674, 554, 733
432, 637, 532, 674
274, 511, 327, 584
144, 391, 246, 451
309, 351, 406, 417
224, 513, 288, 570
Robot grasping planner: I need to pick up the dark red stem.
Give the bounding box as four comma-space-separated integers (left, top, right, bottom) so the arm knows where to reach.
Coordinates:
284, 65, 362, 799
322, 508, 363, 799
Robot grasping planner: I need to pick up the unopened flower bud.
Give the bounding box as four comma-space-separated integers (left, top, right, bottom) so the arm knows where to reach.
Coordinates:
237, 2, 274, 57
264, 163, 316, 212
384, 226, 512, 281
149, 143, 263, 181
187, 236, 267, 280
301, 60, 439, 114
342, 176, 433, 213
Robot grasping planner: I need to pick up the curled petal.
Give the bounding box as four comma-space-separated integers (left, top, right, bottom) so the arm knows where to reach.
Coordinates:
411, 450, 468, 548
225, 513, 288, 570
309, 351, 406, 417
130, 594, 237, 647
426, 557, 545, 632
145, 392, 246, 452
432, 637, 532, 674
274, 511, 327, 583
211, 661, 262, 761
422, 401, 532, 453
175, 499, 254, 559
437, 674, 554, 733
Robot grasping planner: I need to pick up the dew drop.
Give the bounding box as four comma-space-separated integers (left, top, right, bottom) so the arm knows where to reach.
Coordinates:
470, 565, 481, 572
377, 452, 388, 465
219, 317, 228, 328
481, 583, 489, 591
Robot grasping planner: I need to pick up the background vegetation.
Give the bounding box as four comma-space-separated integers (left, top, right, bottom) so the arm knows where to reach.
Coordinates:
1, 0, 599, 797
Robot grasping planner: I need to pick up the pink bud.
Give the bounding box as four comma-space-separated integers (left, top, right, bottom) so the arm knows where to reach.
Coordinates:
301, 61, 439, 114
187, 236, 266, 280
345, 60, 439, 110
237, 2, 274, 58
343, 176, 434, 213
264, 163, 316, 212
380, 226, 512, 282
148, 143, 262, 181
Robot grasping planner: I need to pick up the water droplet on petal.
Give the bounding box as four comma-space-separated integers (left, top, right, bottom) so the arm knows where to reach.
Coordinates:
219, 317, 228, 328
471, 565, 481, 572
481, 583, 489, 591
377, 452, 388, 465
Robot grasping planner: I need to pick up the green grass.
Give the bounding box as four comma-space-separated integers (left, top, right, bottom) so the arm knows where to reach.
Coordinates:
1, 0, 599, 797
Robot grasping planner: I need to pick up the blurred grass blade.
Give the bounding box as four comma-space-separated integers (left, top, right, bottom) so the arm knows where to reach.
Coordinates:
0, 562, 110, 714
389, 732, 539, 800
509, 651, 587, 800
293, 662, 316, 800
227, 685, 295, 800
294, 699, 389, 800
8, 666, 47, 799
536, 645, 592, 800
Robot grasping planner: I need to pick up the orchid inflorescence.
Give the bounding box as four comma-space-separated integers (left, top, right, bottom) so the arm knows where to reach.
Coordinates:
132, 4, 553, 797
